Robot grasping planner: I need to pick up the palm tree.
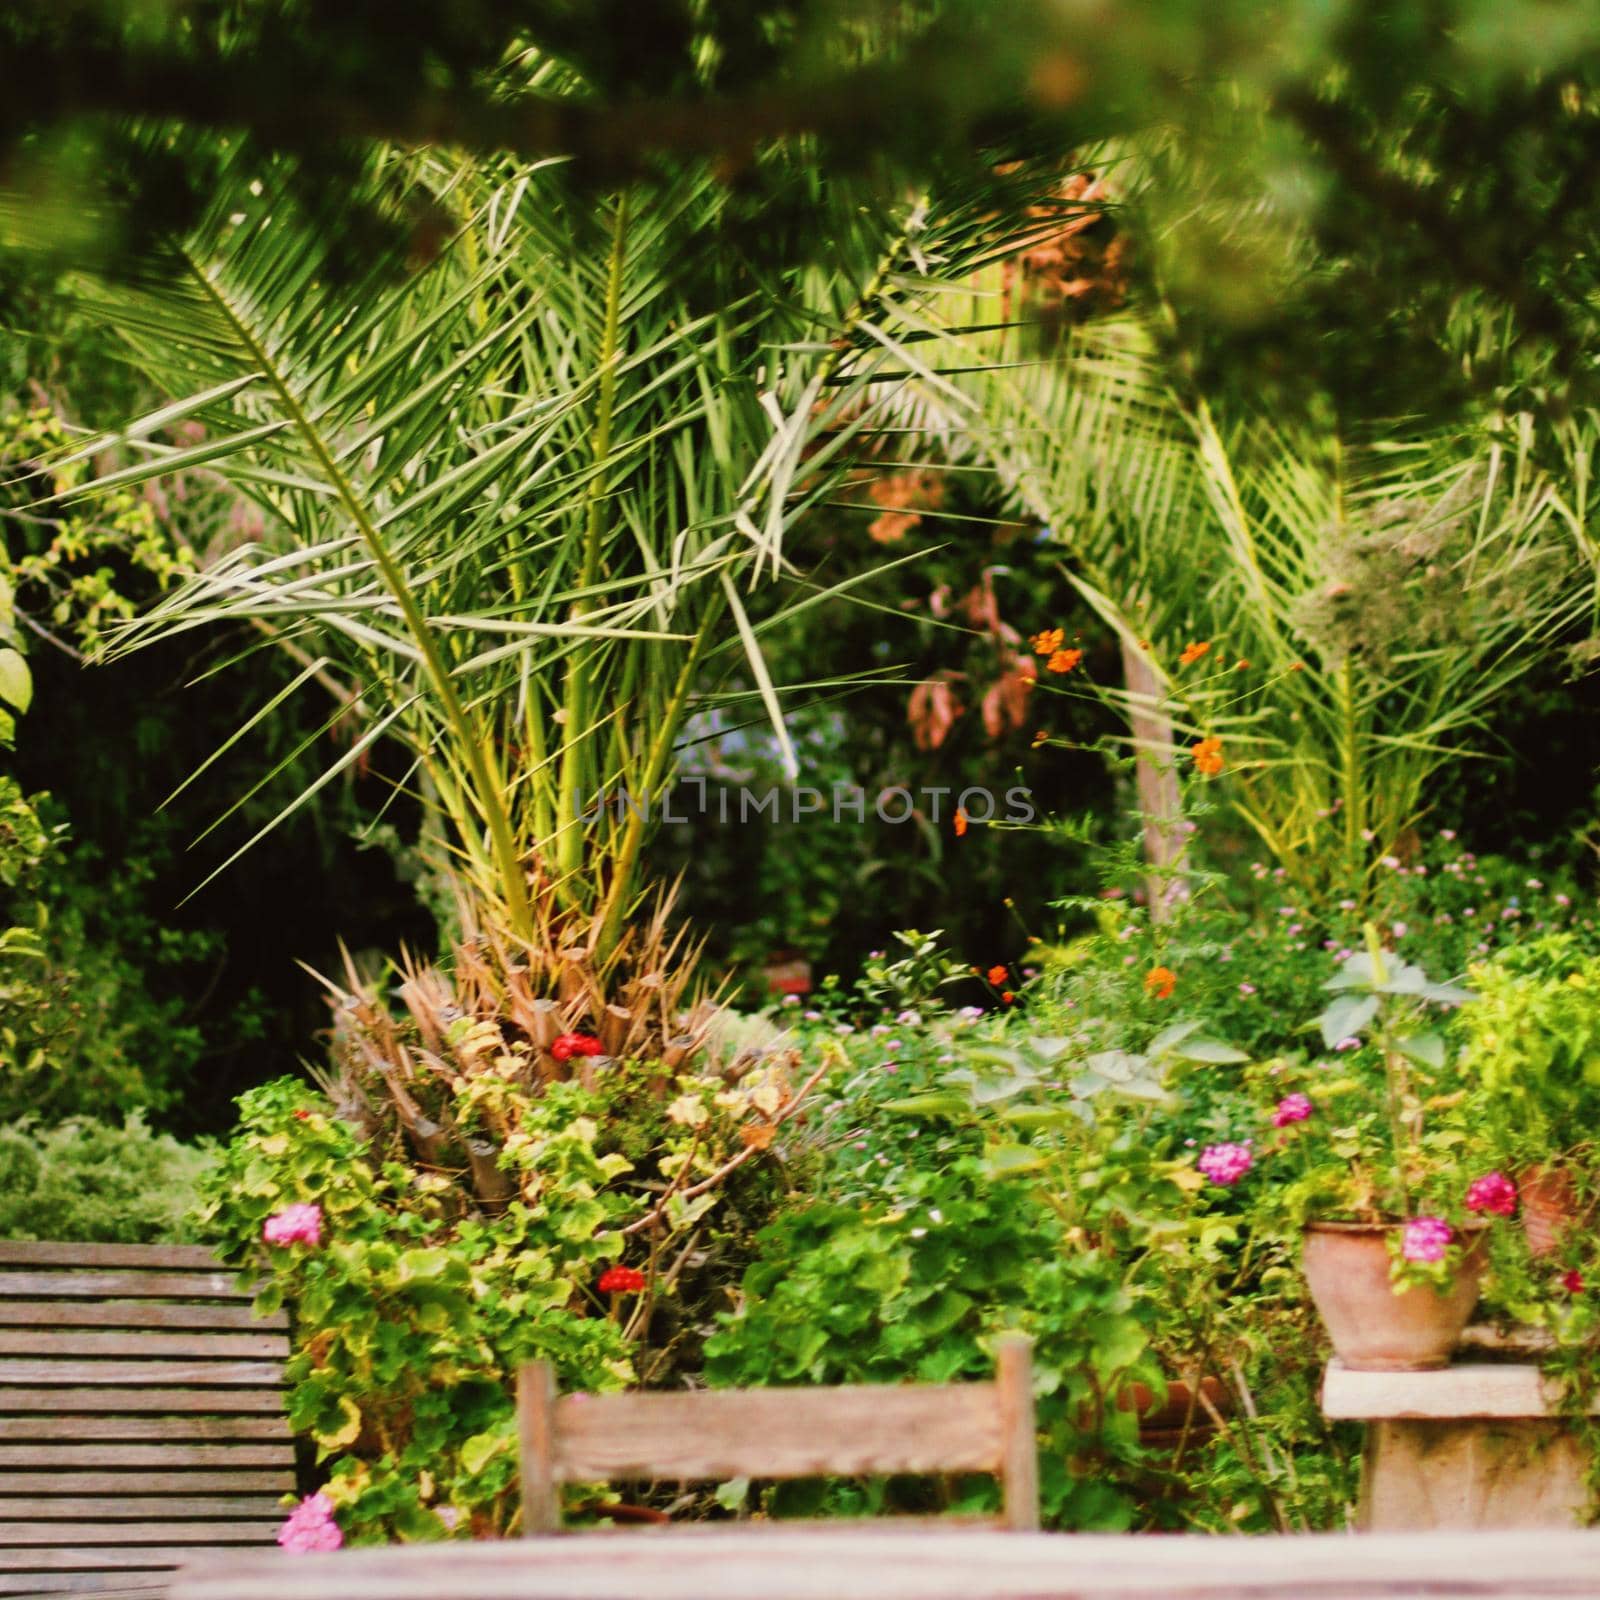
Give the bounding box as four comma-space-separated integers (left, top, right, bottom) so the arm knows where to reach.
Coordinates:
44, 137, 1059, 995
888, 225, 1597, 905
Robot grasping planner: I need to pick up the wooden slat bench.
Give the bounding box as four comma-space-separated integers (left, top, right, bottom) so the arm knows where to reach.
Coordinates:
0, 1241, 291, 1598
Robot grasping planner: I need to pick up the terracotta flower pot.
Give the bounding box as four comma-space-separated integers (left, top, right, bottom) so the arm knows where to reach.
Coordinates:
1302, 1220, 1487, 1371
1519, 1165, 1582, 1259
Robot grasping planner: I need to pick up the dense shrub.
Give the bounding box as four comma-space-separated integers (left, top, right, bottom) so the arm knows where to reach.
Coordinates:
0, 1114, 214, 1242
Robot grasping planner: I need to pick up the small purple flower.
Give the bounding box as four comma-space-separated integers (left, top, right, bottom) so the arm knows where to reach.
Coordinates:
1272, 1093, 1313, 1127
1402, 1216, 1454, 1264
1197, 1142, 1254, 1186
1238, 981, 1257, 997
896, 1009, 921, 1026
1391, 921, 1408, 938
1440, 828, 1456, 840
263, 1203, 322, 1248
1334, 1035, 1362, 1052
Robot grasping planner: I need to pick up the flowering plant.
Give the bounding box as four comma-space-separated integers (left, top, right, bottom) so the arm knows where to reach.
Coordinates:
1239, 928, 1500, 1284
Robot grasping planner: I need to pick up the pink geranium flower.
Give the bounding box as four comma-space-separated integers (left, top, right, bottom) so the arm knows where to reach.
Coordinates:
1272, 1093, 1313, 1127
277, 1491, 343, 1553
262, 1202, 323, 1248
1197, 1142, 1254, 1186
1464, 1171, 1518, 1218
1401, 1216, 1454, 1263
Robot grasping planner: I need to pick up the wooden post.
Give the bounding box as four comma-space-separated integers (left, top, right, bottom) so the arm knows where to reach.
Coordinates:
518, 1361, 562, 1536
995, 1333, 1039, 1533
1119, 636, 1186, 920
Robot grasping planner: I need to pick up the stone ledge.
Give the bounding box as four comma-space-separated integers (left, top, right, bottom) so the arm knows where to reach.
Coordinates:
1323, 1358, 1597, 1420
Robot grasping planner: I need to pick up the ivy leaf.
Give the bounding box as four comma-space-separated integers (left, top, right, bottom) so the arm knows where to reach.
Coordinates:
312, 1393, 362, 1451
459, 1428, 509, 1477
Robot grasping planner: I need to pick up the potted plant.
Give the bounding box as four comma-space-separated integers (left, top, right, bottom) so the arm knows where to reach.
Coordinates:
1259, 929, 1511, 1370
1459, 936, 1600, 1261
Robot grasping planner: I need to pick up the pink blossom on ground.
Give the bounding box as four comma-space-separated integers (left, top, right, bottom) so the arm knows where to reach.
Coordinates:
1401, 1216, 1454, 1264
277, 1492, 342, 1553
1272, 1093, 1313, 1127
1197, 1142, 1254, 1186
262, 1202, 322, 1248
1464, 1171, 1518, 1218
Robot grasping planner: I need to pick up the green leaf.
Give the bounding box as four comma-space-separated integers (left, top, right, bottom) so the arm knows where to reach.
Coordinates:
459, 1428, 509, 1477
1395, 1031, 1446, 1070
982, 1143, 1047, 1179
884, 1091, 971, 1119
1172, 1037, 1249, 1064
0, 650, 32, 715
1319, 991, 1379, 1050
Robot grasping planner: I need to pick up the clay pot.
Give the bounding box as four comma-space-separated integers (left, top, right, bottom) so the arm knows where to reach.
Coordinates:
1121, 1376, 1232, 1438
1519, 1165, 1582, 1259
1302, 1220, 1487, 1371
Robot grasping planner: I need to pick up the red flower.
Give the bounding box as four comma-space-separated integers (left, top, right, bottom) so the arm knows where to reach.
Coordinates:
1464, 1171, 1518, 1218
1562, 1269, 1584, 1295
954, 808, 969, 837
599, 1265, 646, 1294
292, 1110, 311, 1121
551, 1033, 605, 1062
986, 964, 1008, 986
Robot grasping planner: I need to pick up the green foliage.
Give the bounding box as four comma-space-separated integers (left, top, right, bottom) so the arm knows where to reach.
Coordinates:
0, 1114, 214, 1242
1460, 936, 1600, 1167
201, 1078, 636, 1544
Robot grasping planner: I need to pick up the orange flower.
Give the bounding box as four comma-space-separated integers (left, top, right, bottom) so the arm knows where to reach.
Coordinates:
1030, 627, 1065, 656
1191, 736, 1224, 777
1144, 966, 1177, 1000
1234, 658, 1250, 671
1046, 647, 1084, 674
954, 808, 969, 836
986, 964, 1008, 986
1288, 661, 1305, 672
1031, 730, 1050, 749
1179, 641, 1211, 667
1002, 990, 1016, 1004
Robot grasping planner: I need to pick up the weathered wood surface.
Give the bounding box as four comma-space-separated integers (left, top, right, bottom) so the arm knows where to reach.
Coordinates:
172, 1529, 1600, 1600
0, 1239, 290, 1595
0, 1271, 248, 1301
0, 1387, 285, 1414
547, 1382, 1004, 1480
0, 1301, 287, 1332
0, 1243, 222, 1271
1322, 1359, 1597, 1420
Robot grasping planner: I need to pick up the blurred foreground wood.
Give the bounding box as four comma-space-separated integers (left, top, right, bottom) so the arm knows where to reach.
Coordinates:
174, 1527, 1600, 1600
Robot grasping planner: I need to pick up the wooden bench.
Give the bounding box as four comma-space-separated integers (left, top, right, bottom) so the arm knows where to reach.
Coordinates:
517, 1332, 1040, 1534
0, 1241, 292, 1597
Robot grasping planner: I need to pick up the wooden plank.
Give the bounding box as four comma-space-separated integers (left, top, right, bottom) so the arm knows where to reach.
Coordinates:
167, 1528, 1600, 1600
0, 1445, 293, 1468
0, 1302, 284, 1331
1321, 1359, 1599, 1420
0, 1388, 284, 1415
0, 1331, 286, 1360
0, 1498, 284, 1520
0, 1417, 289, 1443
0, 1243, 222, 1271
0, 1548, 219, 1571
0, 1577, 173, 1595
0, 1360, 285, 1387
0, 1473, 292, 1495
0, 1522, 278, 1546
0, 1272, 247, 1301
550, 1384, 1001, 1482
